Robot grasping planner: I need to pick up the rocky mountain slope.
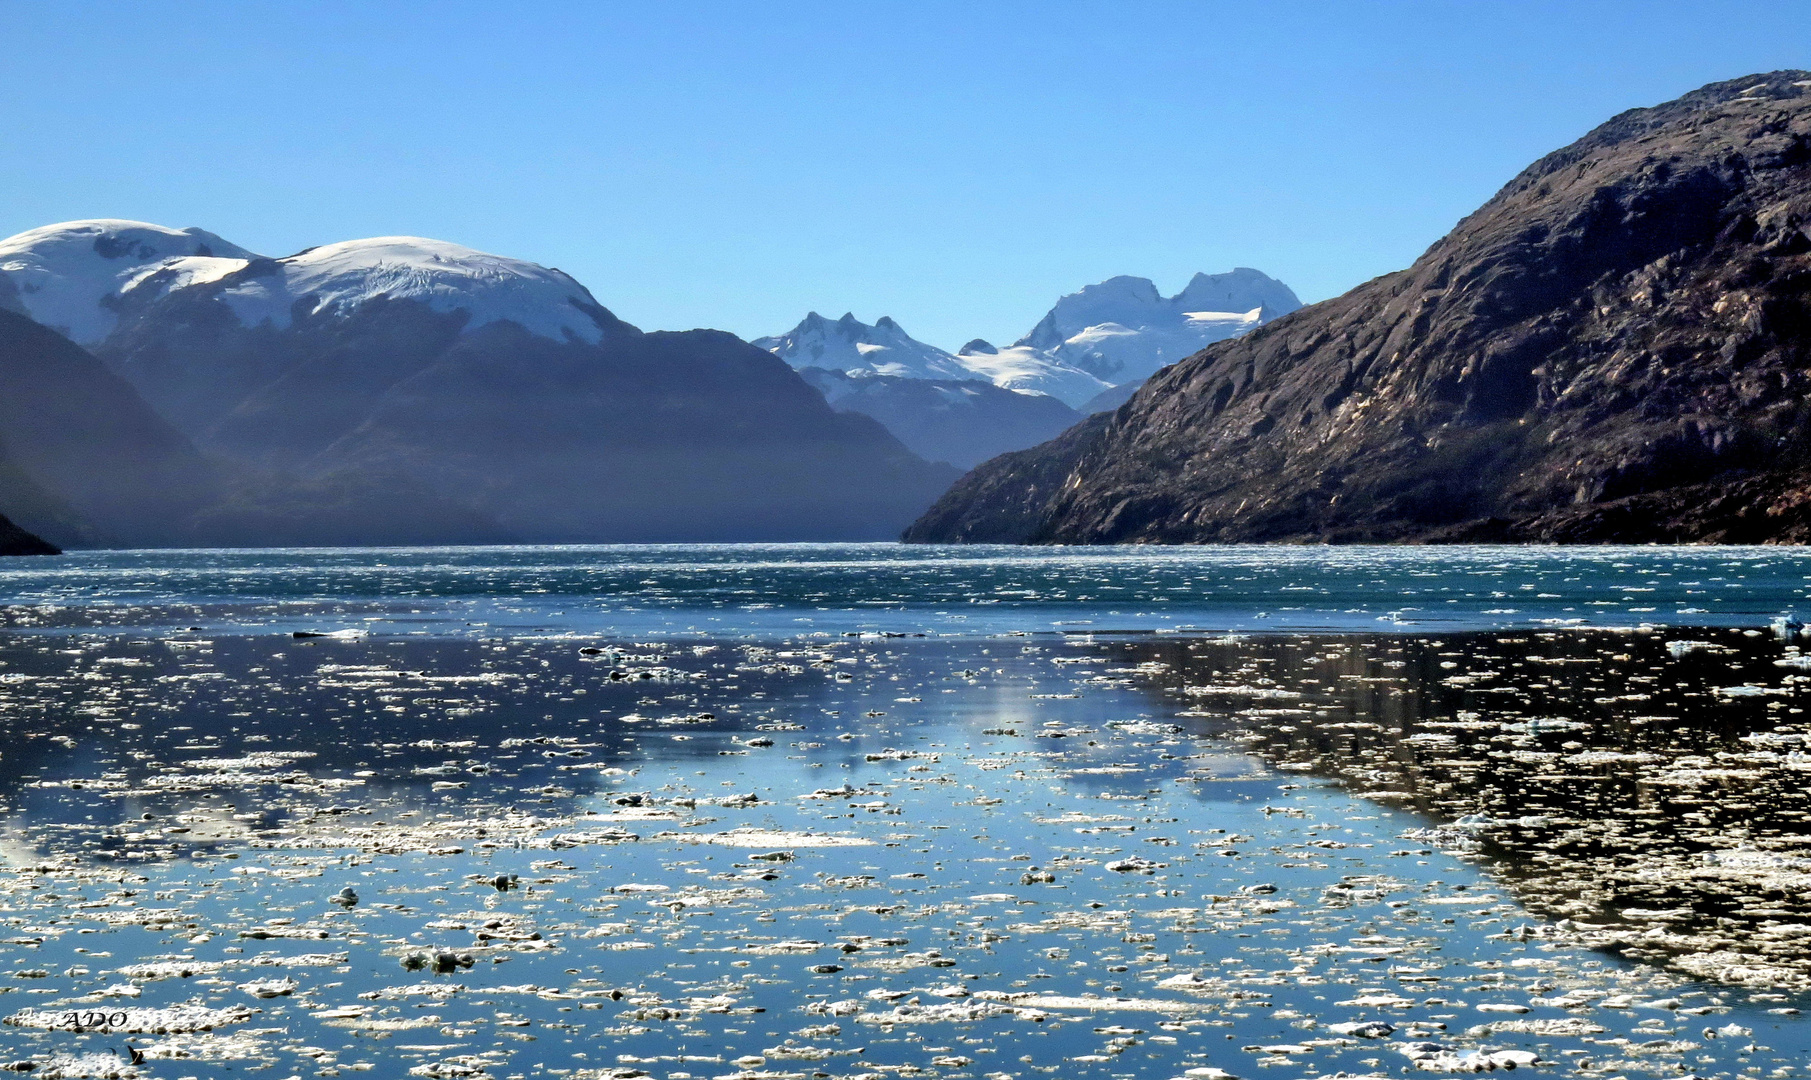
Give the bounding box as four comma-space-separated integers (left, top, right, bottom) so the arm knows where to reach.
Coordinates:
907, 72, 1811, 545
799, 367, 1080, 469
0, 307, 224, 547
1, 222, 956, 543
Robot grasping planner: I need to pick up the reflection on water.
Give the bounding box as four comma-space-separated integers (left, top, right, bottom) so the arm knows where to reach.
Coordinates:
0, 625, 1809, 1077
1133, 627, 1811, 991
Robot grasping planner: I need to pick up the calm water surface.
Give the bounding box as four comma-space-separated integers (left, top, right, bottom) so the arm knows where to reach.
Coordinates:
0, 544, 1808, 1079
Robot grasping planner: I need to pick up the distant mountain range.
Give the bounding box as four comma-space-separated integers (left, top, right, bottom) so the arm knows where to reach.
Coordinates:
907, 71, 1811, 545
0, 220, 957, 547
1017, 269, 1302, 384
749, 273, 1297, 477
757, 270, 1300, 409
0, 223, 1296, 551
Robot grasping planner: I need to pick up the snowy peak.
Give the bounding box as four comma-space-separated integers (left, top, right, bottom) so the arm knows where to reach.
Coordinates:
754, 312, 976, 382
0, 221, 625, 347
1017, 269, 1302, 383
762, 267, 1298, 408
758, 312, 1111, 406
208, 236, 617, 344
0, 219, 256, 344
1170, 267, 1302, 321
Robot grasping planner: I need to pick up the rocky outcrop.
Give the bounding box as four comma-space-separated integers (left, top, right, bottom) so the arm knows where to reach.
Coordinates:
907, 72, 1811, 544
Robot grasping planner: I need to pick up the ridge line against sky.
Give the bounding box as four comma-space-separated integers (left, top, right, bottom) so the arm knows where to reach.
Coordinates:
2, 0, 1807, 350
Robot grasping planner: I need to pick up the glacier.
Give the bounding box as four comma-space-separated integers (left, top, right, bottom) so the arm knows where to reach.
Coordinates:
0, 220, 253, 345
0, 221, 614, 347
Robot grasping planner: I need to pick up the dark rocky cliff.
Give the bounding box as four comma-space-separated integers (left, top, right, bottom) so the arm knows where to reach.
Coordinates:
907, 72, 1811, 544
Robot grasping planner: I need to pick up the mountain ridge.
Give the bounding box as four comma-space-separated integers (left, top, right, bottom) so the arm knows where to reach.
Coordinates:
758, 269, 1299, 412
906, 71, 1811, 545
0, 219, 958, 543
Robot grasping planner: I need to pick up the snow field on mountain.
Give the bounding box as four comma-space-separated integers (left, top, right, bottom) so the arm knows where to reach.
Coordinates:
0, 222, 611, 346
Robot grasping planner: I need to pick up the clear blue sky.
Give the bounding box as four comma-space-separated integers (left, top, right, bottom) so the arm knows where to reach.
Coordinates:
2, 1, 1806, 349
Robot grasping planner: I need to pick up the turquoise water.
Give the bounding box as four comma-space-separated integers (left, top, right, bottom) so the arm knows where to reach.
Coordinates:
3, 543, 1811, 637
0, 545, 1808, 1079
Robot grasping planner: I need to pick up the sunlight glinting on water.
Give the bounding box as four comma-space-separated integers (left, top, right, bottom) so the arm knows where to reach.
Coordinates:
0, 545, 1809, 1077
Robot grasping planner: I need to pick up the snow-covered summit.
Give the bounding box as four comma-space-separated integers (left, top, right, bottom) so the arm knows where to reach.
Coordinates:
207, 236, 613, 343
0, 221, 618, 347
1171, 267, 1300, 318
0, 219, 254, 344
756, 312, 1111, 406
762, 268, 1298, 409
754, 312, 978, 382
1018, 269, 1301, 383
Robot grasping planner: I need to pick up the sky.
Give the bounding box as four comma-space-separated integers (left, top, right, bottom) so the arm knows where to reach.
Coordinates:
2, 1, 1808, 350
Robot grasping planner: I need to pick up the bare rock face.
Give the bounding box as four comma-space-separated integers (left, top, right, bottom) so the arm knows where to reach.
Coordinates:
906, 72, 1811, 544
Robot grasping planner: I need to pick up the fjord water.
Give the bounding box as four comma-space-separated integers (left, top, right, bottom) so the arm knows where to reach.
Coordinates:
5, 542, 1811, 638
3, 544, 1811, 1079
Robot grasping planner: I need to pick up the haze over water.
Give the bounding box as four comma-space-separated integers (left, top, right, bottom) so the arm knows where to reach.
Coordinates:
2, 544, 1811, 1079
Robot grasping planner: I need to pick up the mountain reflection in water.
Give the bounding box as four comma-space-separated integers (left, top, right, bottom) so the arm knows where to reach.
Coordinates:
1135, 628, 1811, 990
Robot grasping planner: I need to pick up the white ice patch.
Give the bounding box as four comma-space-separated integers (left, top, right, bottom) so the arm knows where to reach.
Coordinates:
216, 236, 608, 344
661, 828, 875, 848
946, 343, 1111, 407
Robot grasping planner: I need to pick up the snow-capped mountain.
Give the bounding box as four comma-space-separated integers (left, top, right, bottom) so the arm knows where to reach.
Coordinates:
756, 312, 1109, 407
0, 220, 617, 348
1018, 269, 1301, 384
0, 219, 958, 543
753, 312, 979, 382
758, 269, 1300, 413
201, 236, 612, 344
0, 220, 254, 345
